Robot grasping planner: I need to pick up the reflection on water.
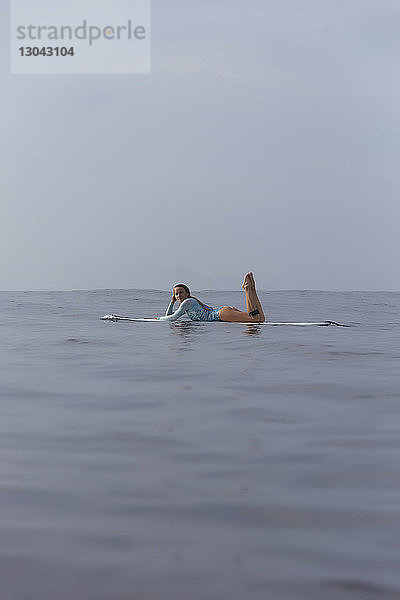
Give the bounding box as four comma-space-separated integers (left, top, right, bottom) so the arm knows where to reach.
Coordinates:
169, 321, 206, 346
171, 321, 196, 334
243, 323, 261, 336
171, 320, 262, 338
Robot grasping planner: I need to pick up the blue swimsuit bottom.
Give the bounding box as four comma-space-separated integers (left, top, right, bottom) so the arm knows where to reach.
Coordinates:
188, 305, 223, 322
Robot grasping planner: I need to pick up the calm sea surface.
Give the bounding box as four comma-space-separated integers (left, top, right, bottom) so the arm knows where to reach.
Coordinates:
0, 289, 399, 600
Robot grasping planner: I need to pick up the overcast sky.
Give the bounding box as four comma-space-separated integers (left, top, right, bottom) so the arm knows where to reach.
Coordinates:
1, 0, 399, 291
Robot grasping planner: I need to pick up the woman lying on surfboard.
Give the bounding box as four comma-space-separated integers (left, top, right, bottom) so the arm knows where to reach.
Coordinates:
157, 272, 265, 323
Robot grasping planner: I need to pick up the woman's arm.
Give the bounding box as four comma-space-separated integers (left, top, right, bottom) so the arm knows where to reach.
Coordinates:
165, 293, 175, 316
158, 298, 192, 321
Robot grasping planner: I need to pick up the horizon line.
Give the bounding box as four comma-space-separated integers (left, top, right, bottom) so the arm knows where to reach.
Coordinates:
0, 288, 399, 294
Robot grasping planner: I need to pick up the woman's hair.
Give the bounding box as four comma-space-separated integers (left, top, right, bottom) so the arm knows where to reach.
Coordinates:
174, 284, 212, 311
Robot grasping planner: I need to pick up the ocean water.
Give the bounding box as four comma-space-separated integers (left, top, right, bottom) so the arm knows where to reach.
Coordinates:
0, 289, 399, 600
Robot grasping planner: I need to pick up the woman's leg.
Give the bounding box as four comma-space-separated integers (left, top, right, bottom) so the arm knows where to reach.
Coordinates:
242, 273, 256, 314
219, 272, 265, 323
219, 306, 258, 322
244, 272, 265, 322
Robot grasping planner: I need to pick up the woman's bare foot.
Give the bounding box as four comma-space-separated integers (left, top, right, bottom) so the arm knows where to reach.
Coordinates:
242, 272, 253, 290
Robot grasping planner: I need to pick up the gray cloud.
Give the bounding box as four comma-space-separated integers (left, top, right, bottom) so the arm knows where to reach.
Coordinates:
1, 0, 399, 290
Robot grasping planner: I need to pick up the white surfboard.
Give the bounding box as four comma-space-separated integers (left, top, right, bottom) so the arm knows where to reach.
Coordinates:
101, 315, 350, 327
